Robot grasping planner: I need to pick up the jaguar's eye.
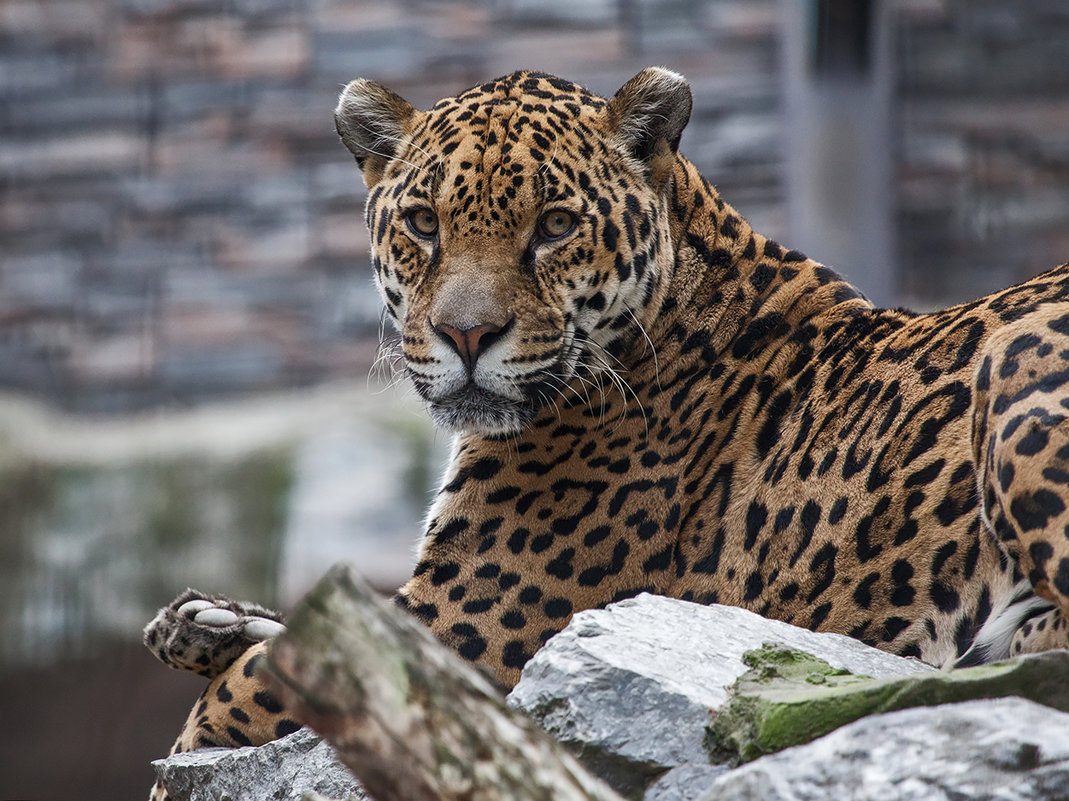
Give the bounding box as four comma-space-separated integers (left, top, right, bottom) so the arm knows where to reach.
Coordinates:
407, 207, 439, 238
538, 209, 577, 240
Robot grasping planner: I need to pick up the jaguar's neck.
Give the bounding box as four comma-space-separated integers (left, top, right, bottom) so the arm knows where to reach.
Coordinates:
643, 157, 873, 361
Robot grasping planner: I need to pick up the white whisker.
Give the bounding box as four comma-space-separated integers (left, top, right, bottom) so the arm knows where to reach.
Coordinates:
628, 308, 661, 390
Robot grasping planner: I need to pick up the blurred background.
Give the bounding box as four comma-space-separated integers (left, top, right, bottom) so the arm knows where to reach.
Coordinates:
1, 0, 1068, 798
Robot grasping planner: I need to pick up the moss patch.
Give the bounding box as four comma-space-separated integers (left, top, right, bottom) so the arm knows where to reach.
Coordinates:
707, 644, 1069, 764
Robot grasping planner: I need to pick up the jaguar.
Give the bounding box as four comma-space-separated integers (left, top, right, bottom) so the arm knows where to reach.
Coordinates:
144, 67, 1069, 799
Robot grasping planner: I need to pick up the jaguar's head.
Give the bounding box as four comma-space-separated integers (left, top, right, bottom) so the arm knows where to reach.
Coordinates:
336, 68, 692, 435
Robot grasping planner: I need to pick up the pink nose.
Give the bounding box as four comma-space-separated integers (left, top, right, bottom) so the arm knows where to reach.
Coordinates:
432, 321, 506, 371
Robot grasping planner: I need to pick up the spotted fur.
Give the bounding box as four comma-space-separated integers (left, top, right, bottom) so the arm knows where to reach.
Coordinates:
147, 69, 1069, 797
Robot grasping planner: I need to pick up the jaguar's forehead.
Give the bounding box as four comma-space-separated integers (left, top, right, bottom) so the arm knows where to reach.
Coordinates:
411, 71, 607, 157
393, 72, 613, 230
434, 71, 606, 117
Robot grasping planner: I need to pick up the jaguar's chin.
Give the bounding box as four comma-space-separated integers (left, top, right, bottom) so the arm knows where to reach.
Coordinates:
426, 383, 541, 436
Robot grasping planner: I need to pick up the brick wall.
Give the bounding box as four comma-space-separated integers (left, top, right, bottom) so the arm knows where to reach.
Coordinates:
896, 0, 1069, 304
0, 0, 781, 411
1, 0, 1067, 411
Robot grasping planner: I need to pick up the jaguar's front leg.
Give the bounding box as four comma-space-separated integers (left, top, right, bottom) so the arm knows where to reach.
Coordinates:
145, 591, 299, 801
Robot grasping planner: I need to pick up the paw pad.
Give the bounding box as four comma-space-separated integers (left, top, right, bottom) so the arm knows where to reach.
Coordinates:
175, 598, 215, 616
143, 589, 286, 679
191, 607, 240, 627
244, 618, 287, 639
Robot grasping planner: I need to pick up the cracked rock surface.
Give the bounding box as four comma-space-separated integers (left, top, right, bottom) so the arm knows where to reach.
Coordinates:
506, 594, 932, 797
153, 727, 365, 801
698, 697, 1069, 801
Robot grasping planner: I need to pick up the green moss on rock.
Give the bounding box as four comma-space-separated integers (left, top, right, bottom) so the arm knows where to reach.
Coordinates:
707, 644, 1069, 765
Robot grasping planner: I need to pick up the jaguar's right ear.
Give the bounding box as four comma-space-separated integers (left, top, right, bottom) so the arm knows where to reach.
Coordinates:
606, 67, 692, 188
334, 79, 416, 187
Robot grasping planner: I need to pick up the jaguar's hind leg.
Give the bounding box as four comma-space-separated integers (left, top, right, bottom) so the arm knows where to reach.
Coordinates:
143, 588, 286, 679
1009, 606, 1069, 656
974, 305, 1069, 655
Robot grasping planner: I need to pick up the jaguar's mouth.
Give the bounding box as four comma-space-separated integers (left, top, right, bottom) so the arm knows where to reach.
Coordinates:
425, 382, 543, 436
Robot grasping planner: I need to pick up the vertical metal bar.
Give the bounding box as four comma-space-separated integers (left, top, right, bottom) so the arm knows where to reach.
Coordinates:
783, 0, 896, 307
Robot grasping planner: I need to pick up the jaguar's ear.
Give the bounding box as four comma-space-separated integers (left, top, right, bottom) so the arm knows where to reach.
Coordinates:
606, 67, 692, 186
335, 79, 417, 187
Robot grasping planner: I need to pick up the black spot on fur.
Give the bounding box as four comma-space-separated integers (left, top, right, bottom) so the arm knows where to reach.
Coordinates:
253, 691, 283, 714
275, 719, 301, 738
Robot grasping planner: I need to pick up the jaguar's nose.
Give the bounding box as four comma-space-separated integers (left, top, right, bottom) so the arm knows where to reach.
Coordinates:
432, 320, 509, 372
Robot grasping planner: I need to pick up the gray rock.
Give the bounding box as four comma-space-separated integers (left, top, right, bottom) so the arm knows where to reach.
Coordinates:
153, 727, 367, 801
507, 594, 932, 798
698, 697, 1069, 801
643, 765, 729, 801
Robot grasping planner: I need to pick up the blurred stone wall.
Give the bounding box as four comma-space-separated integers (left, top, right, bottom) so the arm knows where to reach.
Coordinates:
1, 0, 1067, 411
0, 0, 781, 411
896, 0, 1069, 305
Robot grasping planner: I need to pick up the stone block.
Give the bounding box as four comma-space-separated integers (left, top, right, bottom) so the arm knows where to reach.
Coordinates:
698, 698, 1069, 801
153, 726, 366, 801
508, 594, 931, 798
642, 765, 728, 801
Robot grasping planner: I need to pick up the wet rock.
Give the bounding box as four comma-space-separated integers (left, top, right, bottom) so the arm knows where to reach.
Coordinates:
698, 697, 1069, 801
153, 727, 366, 801
507, 593, 932, 798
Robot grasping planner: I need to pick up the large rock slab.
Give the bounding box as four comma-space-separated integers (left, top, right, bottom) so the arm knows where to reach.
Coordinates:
507, 594, 933, 798
712, 646, 1069, 763
153, 727, 366, 801
698, 697, 1069, 801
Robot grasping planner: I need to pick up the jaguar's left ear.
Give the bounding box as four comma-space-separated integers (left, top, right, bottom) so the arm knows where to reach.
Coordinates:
606, 67, 692, 186
335, 78, 417, 188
